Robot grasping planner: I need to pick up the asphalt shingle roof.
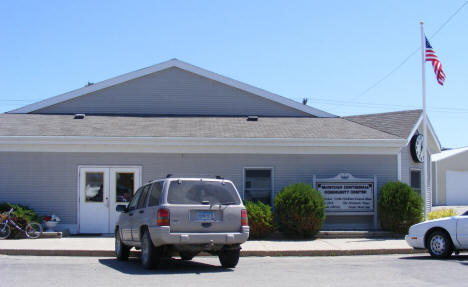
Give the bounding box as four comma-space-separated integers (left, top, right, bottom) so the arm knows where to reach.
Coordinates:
344, 109, 422, 139
0, 114, 401, 140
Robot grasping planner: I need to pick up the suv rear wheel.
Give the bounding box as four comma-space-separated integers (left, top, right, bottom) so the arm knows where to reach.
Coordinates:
141, 229, 161, 269
115, 229, 130, 261
218, 248, 240, 268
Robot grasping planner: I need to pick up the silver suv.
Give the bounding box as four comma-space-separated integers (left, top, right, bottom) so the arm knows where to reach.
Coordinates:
114, 177, 250, 269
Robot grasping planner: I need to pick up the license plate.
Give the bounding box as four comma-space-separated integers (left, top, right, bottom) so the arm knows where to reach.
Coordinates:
196, 210, 215, 222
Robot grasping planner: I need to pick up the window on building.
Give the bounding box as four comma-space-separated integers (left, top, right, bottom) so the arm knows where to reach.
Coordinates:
410, 169, 421, 194
244, 168, 272, 205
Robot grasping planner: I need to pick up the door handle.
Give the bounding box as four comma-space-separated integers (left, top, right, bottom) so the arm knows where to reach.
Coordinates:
129, 213, 134, 216
139, 210, 144, 214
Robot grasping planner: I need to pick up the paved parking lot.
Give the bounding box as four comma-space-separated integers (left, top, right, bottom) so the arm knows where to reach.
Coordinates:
2, 254, 468, 287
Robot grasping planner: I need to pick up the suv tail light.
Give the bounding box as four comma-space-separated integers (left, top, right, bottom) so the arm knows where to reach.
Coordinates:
241, 209, 248, 226
157, 208, 170, 226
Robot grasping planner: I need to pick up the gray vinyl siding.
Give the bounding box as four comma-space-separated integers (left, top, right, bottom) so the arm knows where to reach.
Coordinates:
400, 143, 422, 185
0, 152, 396, 230
400, 129, 432, 213
33, 67, 311, 117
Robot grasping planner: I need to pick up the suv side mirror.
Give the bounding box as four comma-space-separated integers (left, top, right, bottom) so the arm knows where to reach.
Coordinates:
116, 205, 128, 213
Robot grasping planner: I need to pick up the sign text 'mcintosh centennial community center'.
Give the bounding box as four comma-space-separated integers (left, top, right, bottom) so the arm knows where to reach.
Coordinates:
316, 182, 374, 212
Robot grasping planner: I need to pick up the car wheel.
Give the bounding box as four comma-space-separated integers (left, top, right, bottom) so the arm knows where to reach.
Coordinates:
427, 230, 453, 259
115, 229, 130, 261
218, 248, 240, 268
141, 229, 160, 269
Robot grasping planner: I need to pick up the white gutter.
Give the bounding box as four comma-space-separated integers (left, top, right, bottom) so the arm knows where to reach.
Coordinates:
0, 136, 406, 155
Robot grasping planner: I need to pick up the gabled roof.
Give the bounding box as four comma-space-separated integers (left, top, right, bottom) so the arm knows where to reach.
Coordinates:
0, 114, 400, 139
344, 109, 441, 152
8, 59, 336, 118
432, 147, 468, 161
344, 109, 423, 139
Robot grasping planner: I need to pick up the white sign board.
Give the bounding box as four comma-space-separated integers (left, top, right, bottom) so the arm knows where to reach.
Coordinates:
316, 182, 374, 212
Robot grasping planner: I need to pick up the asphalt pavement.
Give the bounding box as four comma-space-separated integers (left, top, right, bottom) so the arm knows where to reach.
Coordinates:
2, 254, 467, 287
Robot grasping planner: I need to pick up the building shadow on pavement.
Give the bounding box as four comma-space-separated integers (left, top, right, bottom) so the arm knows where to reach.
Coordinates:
99, 257, 233, 275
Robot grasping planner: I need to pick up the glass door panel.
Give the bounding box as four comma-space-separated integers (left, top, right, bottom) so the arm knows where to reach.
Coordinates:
109, 167, 141, 234
115, 173, 134, 203
85, 172, 104, 202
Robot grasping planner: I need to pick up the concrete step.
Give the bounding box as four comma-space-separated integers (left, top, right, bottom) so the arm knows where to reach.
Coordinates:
39, 232, 62, 239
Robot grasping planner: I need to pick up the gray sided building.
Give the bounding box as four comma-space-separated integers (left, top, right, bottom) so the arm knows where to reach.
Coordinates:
0, 59, 441, 233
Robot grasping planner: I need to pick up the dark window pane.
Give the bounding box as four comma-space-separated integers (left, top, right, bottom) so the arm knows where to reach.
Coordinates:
167, 181, 241, 205
245, 169, 272, 204
411, 170, 421, 189
85, 172, 104, 202
244, 189, 271, 204
245, 170, 271, 189
148, 182, 163, 207
115, 173, 134, 203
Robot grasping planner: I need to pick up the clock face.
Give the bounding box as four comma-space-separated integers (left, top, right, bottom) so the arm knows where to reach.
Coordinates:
411, 134, 425, 163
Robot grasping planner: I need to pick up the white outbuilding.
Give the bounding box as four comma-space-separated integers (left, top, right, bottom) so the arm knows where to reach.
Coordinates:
432, 147, 468, 205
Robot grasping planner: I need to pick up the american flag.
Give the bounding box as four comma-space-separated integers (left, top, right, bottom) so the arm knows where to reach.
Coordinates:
425, 37, 446, 85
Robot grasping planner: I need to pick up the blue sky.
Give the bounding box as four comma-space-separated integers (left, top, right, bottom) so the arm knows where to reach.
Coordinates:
1, 1, 467, 149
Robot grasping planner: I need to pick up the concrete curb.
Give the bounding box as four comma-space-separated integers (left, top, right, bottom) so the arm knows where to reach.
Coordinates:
0, 249, 117, 257
0, 248, 427, 257
239, 249, 427, 257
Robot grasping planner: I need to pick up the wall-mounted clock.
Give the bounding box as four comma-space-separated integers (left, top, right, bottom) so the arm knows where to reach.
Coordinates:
410, 134, 424, 163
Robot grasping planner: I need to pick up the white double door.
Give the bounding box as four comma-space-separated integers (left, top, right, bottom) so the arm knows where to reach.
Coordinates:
79, 166, 141, 233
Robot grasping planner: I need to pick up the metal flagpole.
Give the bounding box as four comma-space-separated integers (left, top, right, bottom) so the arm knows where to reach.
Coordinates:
420, 22, 428, 220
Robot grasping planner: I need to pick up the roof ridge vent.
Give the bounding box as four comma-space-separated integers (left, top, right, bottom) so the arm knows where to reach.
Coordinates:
74, 113, 86, 119
247, 116, 258, 121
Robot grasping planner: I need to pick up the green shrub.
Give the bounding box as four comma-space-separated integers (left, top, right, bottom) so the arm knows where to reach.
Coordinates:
428, 208, 457, 220
0, 202, 41, 238
244, 201, 276, 239
274, 183, 325, 238
378, 181, 423, 234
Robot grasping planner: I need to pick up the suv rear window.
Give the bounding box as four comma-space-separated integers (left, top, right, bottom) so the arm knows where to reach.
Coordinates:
167, 180, 241, 205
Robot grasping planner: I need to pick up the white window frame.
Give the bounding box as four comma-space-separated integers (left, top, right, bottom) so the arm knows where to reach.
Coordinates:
243, 167, 275, 205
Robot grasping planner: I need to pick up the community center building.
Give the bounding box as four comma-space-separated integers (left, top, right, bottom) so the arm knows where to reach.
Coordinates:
0, 59, 441, 234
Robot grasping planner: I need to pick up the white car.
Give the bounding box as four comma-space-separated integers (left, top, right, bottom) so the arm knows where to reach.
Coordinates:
405, 210, 468, 258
